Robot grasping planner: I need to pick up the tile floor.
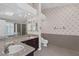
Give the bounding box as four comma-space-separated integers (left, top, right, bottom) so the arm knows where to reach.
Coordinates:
34, 43, 79, 56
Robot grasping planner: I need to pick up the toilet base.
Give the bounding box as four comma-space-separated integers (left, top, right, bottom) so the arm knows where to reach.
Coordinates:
41, 38, 48, 47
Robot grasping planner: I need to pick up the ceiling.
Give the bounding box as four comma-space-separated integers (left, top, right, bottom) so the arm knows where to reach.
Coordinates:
0, 3, 75, 24
0, 3, 46, 24
0, 3, 37, 24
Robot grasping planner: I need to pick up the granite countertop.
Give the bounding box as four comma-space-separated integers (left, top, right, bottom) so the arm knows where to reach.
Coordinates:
4, 35, 38, 43
0, 35, 38, 56
0, 43, 35, 56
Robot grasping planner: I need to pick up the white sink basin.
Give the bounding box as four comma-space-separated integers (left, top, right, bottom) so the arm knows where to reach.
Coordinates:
8, 45, 24, 54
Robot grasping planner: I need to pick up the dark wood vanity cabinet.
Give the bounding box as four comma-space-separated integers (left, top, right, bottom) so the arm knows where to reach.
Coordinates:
22, 37, 39, 52
22, 37, 39, 56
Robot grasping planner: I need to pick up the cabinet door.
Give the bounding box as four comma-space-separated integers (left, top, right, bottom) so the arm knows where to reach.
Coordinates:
22, 38, 39, 51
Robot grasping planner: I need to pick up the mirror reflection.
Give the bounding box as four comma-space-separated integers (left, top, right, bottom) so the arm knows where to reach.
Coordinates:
0, 20, 27, 38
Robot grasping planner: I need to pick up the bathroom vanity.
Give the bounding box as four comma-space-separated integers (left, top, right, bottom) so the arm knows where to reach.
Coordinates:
22, 36, 39, 56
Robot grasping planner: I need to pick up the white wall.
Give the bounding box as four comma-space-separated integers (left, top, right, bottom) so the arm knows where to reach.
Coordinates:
0, 20, 6, 36
42, 4, 79, 36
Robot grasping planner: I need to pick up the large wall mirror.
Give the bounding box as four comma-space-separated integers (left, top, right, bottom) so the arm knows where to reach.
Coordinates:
0, 20, 27, 37
6, 22, 27, 36
0, 19, 39, 37
27, 19, 38, 34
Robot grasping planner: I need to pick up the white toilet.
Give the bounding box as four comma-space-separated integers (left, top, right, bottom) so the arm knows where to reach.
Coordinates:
41, 38, 48, 47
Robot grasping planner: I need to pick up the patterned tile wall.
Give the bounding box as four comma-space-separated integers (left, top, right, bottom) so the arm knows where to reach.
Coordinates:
42, 4, 79, 36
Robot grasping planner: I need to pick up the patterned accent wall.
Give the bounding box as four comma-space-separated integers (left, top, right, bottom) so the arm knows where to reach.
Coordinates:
42, 4, 79, 36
